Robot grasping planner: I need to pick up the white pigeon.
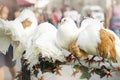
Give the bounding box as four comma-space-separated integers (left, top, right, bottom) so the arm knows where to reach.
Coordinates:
76, 18, 103, 56
5, 20, 26, 58
24, 22, 65, 66
74, 18, 120, 63
0, 19, 12, 54
0, 9, 38, 60
64, 10, 81, 27
24, 22, 57, 58
15, 9, 38, 39
56, 17, 79, 50
103, 29, 120, 63
32, 22, 57, 41
13, 9, 38, 60
0, 18, 26, 59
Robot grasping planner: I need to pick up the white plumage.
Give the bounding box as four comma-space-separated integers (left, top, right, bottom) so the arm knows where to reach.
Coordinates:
76, 18, 120, 63
0, 18, 26, 59
56, 17, 79, 50
25, 22, 57, 58
13, 9, 38, 60
0, 19, 11, 54
76, 18, 103, 55
15, 9, 37, 39
5, 20, 26, 60
0, 9, 38, 60
64, 10, 81, 27
24, 22, 65, 66
2, 11, 120, 79
32, 22, 56, 41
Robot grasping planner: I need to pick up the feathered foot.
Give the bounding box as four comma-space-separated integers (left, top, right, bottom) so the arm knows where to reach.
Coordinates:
69, 44, 87, 58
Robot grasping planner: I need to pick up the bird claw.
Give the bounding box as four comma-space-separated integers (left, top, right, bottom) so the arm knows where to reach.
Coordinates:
103, 68, 112, 78
65, 54, 73, 62
85, 58, 94, 66
97, 58, 105, 66
54, 66, 62, 75
85, 56, 96, 66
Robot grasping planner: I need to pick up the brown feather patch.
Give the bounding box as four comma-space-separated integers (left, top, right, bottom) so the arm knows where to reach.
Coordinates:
69, 44, 88, 59
98, 29, 116, 62
69, 37, 88, 59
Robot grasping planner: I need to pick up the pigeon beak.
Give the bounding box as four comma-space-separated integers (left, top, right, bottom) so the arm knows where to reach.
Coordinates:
60, 21, 63, 25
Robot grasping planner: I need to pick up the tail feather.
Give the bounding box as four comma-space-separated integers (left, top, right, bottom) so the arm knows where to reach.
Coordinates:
116, 46, 120, 63
104, 29, 120, 63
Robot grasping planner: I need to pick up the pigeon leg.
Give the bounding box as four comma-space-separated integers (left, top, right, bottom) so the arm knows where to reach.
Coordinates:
85, 55, 96, 66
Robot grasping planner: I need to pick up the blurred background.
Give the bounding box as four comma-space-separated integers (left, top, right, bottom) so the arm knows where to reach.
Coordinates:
0, 0, 113, 22
0, 0, 116, 26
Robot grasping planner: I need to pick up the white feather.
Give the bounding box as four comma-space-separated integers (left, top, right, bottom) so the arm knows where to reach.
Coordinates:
0, 19, 11, 54
27, 31, 65, 66
32, 22, 56, 41
76, 18, 102, 55
4, 20, 26, 60
77, 18, 120, 63
56, 17, 79, 50
0, 19, 25, 57
9, 9, 37, 60
25, 22, 56, 58
25, 23, 65, 66
12, 9, 37, 59
15, 9, 37, 40
0, 9, 37, 59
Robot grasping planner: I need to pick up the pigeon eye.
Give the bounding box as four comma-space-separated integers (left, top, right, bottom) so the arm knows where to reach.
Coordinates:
64, 19, 66, 22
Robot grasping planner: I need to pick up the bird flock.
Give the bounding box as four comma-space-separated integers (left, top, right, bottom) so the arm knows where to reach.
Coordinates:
0, 9, 120, 69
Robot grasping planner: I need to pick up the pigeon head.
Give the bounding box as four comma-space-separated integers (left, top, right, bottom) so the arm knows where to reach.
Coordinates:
61, 17, 75, 25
